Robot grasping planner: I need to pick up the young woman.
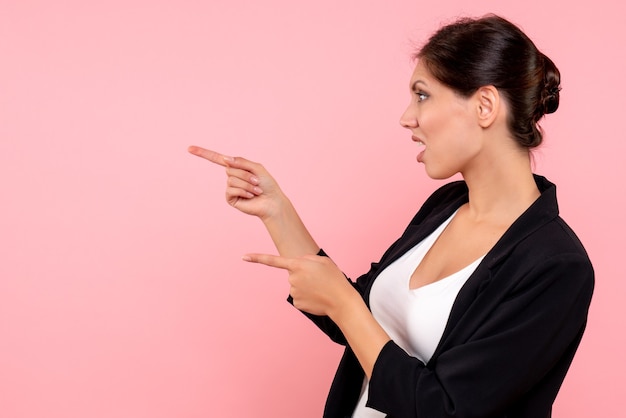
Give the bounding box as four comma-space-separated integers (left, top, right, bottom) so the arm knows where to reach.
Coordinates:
189, 14, 593, 418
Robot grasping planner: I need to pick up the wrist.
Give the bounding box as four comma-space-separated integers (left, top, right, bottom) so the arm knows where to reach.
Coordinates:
328, 285, 365, 325
259, 191, 291, 224
259, 194, 319, 257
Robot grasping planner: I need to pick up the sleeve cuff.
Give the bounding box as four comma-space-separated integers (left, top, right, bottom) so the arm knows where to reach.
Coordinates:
366, 340, 425, 416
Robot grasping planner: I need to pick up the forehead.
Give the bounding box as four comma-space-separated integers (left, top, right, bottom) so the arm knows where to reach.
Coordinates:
409, 60, 436, 89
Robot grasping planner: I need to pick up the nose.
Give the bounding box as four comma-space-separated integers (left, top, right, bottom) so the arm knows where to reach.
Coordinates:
399, 104, 418, 129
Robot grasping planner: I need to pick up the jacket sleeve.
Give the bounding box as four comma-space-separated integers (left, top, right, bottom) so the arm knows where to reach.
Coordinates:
366, 252, 594, 418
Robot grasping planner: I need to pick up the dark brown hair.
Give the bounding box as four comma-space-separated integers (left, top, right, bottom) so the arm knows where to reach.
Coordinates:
416, 15, 560, 148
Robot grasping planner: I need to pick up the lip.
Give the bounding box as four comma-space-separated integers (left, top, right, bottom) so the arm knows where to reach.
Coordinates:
412, 136, 425, 162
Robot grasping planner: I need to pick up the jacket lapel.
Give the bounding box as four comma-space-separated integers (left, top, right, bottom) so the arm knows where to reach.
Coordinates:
362, 190, 469, 306
432, 175, 559, 357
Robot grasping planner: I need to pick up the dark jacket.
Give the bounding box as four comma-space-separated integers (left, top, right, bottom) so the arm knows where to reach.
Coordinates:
292, 175, 594, 418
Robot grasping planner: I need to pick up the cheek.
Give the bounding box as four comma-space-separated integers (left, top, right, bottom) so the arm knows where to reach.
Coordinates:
432, 118, 469, 148
420, 111, 447, 136
446, 110, 478, 145
434, 117, 480, 164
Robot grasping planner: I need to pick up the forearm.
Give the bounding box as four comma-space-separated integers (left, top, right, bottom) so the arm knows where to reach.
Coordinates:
329, 291, 391, 379
261, 196, 320, 258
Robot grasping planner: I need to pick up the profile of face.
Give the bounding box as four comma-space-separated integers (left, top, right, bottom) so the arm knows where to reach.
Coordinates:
399, 61, 487, 180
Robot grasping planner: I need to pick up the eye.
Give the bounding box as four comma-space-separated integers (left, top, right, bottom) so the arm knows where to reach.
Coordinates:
414, 91, 429, 102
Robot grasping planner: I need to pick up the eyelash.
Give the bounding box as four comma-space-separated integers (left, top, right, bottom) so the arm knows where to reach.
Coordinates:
415, 91, 429, 102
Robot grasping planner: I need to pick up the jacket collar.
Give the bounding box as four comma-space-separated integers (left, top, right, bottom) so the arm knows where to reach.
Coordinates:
401, 174, 559, 269
483, 174, 559, 268
364, 175, 559, 306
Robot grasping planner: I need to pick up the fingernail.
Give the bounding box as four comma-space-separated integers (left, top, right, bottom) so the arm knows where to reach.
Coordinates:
250, 176, 259, 185
223, 156, 234, 163
253, 187, 263, 194
242, 255, 252, 262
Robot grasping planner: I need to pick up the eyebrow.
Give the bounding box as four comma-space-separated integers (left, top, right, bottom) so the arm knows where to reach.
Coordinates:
411, 80, 428, 91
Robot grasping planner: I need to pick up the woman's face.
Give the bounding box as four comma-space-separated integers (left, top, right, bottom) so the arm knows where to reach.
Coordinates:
400, 61, 483, 179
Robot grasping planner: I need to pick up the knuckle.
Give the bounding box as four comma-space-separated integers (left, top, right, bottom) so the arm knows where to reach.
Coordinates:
233, 156, 247, 166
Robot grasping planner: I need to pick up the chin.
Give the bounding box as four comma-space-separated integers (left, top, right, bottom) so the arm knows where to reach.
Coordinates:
424, 166, 457, 180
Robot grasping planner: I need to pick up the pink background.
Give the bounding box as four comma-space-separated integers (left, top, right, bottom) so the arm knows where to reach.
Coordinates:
1, 0, 624, 417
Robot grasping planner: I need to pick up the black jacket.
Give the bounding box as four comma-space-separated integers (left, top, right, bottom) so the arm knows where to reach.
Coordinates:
293, 175, 594, 418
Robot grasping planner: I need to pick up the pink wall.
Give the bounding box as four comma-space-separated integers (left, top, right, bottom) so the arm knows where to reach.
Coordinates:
1, 0, 623, 416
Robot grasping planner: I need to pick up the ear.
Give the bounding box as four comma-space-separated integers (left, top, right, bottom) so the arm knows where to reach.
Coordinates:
474, 85, 501, 128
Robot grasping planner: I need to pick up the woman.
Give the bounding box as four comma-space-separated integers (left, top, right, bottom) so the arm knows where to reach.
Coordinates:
189, 15, 593, 418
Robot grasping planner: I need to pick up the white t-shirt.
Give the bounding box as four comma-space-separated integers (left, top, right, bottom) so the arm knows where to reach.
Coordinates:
352, 211, 484, 417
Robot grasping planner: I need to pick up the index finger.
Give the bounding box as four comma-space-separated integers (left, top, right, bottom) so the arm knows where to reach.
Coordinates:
242, 253, 294, 271
188, 145, 234, 167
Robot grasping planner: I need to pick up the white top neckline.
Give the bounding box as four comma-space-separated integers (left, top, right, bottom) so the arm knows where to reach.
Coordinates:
352, 210, 485, 418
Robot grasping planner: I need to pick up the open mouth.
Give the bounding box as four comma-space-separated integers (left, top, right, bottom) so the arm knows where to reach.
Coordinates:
412, 137, 426, 162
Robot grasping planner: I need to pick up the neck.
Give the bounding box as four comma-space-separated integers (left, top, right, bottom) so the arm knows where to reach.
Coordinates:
461, 148, 540, 224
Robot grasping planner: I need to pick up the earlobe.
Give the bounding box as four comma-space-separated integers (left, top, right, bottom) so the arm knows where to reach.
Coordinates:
476, 86, 500, 128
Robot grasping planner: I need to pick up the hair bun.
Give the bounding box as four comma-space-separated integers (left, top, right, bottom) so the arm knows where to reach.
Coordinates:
538, 54, 561, 116
541, 84, 561, 115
